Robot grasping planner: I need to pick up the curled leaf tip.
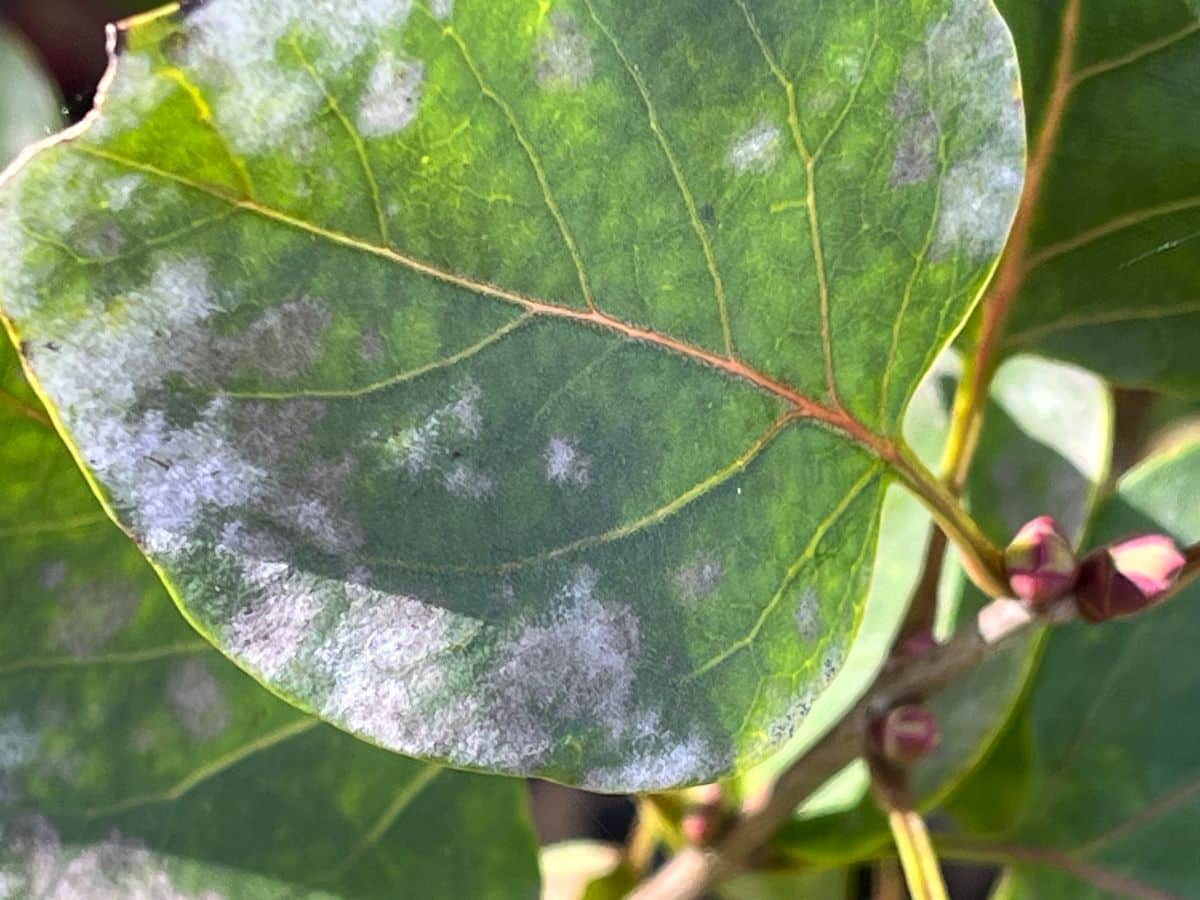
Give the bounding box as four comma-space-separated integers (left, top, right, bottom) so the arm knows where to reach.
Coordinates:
1005, 515, 1078, 610
1076, 533, 1186, 623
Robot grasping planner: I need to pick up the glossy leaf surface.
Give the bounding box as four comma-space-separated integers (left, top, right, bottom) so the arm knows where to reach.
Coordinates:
992, 0, 1200, 394
952, 440, 1200, 899
0, 344, 539, 899
0, 0, 1024, 787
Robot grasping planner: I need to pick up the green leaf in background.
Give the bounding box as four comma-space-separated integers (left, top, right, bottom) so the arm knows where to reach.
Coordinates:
0, 0, 1025, 787
771, 355, 1111, 867
942, 439, 1200, 899
992, 0, 1200, 394
0, 336, 539, 896
0, 25, 60, 166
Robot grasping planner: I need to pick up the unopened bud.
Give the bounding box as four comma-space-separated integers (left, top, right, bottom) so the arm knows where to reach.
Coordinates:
1005, 516, 1077, 609
680, 784, 723, 846
1075, 534, 1185, 623
869, 705, 940, 768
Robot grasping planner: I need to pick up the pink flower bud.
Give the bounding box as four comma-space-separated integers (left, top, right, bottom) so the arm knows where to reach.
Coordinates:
868, 705, 940, 768
1076, 534, 1186, 623
1005, 516, 1078, 609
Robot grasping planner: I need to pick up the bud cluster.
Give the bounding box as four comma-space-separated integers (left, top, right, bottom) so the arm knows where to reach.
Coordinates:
868, 705, 940, 769
1004, 515, 1187, 623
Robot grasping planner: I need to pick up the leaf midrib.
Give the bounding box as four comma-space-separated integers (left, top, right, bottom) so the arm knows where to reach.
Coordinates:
69, 143, 889, 461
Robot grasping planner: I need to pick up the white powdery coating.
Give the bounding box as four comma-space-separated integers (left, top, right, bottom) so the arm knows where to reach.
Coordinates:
88, 54, 172, 142
181, 0, 415, 154
673, 554, 723, 604
586, 732, 718, 792
224, 558, 324, 681
490, 567, 640, 761
726, 122, 781, 174
104, 175, 144, 213
0, 816, 223, 900
316, 583, 498, 765
793, 588, 821, 640
31, 257, 268, 553
53, 582, 142, 658
430, 0, 453, 19
929, 0, 1024, 260
356, 54, 424, 137
164, 659, 230, 742
535, 11, 594, 89
544, 437, 591, 489
442, 462, 494, 499
385, 381, 493, 498
0, 715, 39, 774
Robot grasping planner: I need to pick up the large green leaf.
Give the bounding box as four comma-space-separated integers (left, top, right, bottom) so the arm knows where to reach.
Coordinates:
992, 0, 1200, 394
0, 0, 1025, 787
944, 439, 1200, 899
773, 355, 1111, 866
0, 25, 60, 167
0, 344, 539, 897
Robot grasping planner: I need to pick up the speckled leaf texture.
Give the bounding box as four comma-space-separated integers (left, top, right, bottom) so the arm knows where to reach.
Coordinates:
957, 440, 1200, 900
992, 0, 1200, 394
0, 337, 540, 898
0, 0, 1025, 789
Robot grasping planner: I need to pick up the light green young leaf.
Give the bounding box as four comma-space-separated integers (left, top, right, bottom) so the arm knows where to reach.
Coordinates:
944, 439, 1200, 899
0, 25, 59, 166
0, 343, 539, 899
992, 0, 1200, 394
0, 0, 1024, 788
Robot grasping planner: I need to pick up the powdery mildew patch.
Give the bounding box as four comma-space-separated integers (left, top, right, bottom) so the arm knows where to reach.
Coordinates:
0, 816, 224, 900
489, 567, 639, 763
384, 381, 493, 498
586, 724, 720, 792
544, 437, 591, 490
221, 540, 325, 682
164, 659, 230, 742
726, 121, 781, 174
673, 554, 724, 605
793, 588, 822, 640
535, 11, 594, 90
316, 580, 496, 765
52, 581, 142, 658
928, 0, 1024, 260
429, 0, 453, 20
180, 0, 417, 154
356, 54, 424, 137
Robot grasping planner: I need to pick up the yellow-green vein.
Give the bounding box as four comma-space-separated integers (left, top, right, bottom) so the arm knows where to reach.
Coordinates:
685, 461, 883, 680
584, 0, 735, 357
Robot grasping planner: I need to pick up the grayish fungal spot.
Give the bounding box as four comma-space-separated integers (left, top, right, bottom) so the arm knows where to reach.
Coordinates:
673, 554, 723, 604
38, 561, 67, 591
536, 11, 594, 89
356, 54, 425, 137
820, 646, 845, 685
385, 381, 492, 498
544, 437, 591, 489
104, 175, 144, 213
586, 721, 720, 792
890, 82, 939, 187
726, 121, 781, 174
180, 0, 415, 154
221, 536, 325, 682
0, 815, 225, 900
53, 581, 142, 658
317, 581, 490, 766
359, 329, 387, 361
164, 659, 229, 742
793, 588, 821, 640
491, 567, 639, 762
212, 297, 332, 380
0, 715, 39, 774
928, 0, 1025, 259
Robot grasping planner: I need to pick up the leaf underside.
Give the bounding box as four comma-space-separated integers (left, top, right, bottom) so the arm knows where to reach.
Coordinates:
0, 0, 1024, 788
